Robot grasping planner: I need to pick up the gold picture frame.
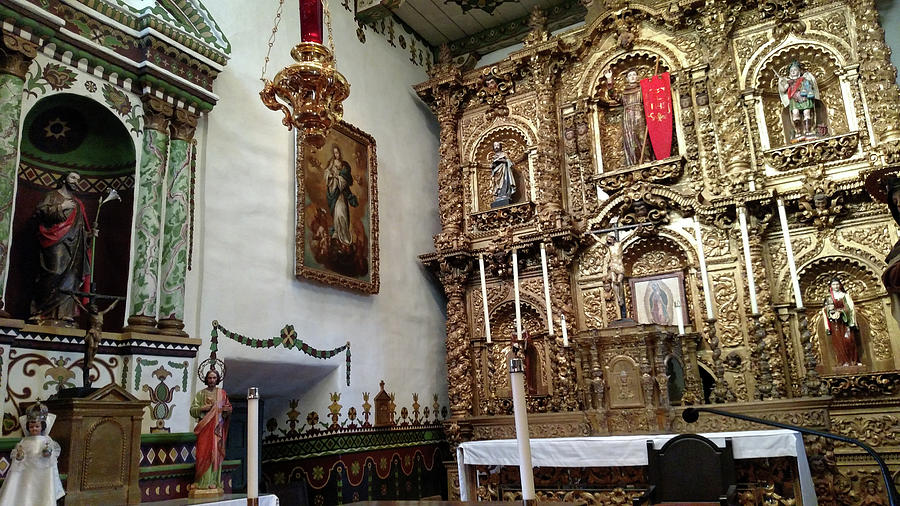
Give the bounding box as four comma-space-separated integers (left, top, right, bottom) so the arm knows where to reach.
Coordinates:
295, 121, 379, 294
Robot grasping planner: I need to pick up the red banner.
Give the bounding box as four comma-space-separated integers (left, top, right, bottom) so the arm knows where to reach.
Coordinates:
640, 72, 674, 160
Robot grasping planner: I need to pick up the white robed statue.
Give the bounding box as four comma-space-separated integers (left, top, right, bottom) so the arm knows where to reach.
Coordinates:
0, 402, 65, 506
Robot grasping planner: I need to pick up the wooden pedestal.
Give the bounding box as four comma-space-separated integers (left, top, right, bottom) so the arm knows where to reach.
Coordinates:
45, 383, 148, 505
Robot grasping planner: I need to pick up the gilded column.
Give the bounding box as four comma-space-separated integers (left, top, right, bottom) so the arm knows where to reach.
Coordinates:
157, 109, 198, 336
531, 53, 565, 227
125, 96, 173, 333
441, 261, 472, 418
548, 243, 579, 411
748, 230, 786, 398
850, 0, 900, 143
0, 33, 37, 317
434, 92, 465, 239
699, 1, 751, 190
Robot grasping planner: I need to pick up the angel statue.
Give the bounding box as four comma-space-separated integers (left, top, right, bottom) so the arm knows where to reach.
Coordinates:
0, 402, 65, 506
777, 61, 827, 142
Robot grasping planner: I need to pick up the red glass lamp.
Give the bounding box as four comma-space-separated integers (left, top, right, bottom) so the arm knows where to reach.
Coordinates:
260, 0, 349, 148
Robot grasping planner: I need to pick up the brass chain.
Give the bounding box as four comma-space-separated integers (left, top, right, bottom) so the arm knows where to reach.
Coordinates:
323, 0, 335, 54
260, 0, 286, 82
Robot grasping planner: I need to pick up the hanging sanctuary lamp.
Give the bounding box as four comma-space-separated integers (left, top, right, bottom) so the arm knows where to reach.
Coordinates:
259, 0, 349, 148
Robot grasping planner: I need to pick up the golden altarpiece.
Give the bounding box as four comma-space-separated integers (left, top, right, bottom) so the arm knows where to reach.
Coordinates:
417, 0, 900, 503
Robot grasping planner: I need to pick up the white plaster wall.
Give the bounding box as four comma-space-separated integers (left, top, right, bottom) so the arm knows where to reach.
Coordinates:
878, 0, 900, 84
185, 1, 446, 422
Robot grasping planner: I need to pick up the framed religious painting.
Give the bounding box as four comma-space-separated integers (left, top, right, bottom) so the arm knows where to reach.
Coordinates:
295, 121, 379, 294
628, 272, 688, 326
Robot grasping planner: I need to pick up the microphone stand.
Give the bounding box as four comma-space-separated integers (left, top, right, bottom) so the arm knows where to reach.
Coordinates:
683, 407, 899, 506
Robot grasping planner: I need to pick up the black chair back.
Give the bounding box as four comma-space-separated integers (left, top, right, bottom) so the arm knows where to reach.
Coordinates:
645, 433, 736, 504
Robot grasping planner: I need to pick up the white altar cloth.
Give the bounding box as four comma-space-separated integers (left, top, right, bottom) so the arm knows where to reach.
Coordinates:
457, 429, 817, 505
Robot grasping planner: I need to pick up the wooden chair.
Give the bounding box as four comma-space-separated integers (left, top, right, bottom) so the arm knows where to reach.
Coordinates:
633, 434, 737, 506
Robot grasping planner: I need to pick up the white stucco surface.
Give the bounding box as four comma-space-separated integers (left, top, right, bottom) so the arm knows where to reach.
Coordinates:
186, 1, 446, 423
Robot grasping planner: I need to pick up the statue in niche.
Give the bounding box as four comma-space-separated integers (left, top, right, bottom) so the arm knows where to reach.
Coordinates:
489, 141, 517, 208
883, 176, 900, 328
777, 61, 827, 142
823, 277, 862, 368
29, 171, 92, 328
603, 69, 651, 166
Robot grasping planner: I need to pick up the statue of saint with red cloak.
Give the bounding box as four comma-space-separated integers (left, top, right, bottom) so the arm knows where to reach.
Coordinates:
189, 366, 232, 497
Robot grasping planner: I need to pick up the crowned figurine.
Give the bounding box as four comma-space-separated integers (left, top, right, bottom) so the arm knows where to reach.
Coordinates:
189, 357, 232, 498
0, 402, 65, 506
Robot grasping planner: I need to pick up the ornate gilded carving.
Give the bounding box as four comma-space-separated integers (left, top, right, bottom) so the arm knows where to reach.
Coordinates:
823, 371, 900, 398
595, 156, 685, 193
831, 415, 900, 447
712, 272, 742, 347
764, 132, 859, 172
476, 66, 515, 120
851, 0, 900, 142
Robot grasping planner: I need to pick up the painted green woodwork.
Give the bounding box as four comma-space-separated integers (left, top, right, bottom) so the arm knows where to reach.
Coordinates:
158, 139, 191, 321
129, 128, 169, 318
20, 93, 135, 174
0, 74, 26, 298
0, 4, 218, 112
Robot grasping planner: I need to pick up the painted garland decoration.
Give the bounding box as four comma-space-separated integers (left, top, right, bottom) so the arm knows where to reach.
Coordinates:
210, 321, 351, 385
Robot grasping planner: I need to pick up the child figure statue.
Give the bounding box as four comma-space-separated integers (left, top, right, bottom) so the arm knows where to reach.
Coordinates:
0, 402, 65, 506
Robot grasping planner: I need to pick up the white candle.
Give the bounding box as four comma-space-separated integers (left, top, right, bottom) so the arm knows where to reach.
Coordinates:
694, 216, 715, 320
512, 248, 522, 340
749, 179, 757, 192
479, 254, 492, 343
596, 185, 602, 203
561, 314, 569, 347
247, 387, 259, 500
509, 358, 536, 500
674, 300, 685, 335
540, 244, 554, 335
738, 208, 759, 314
777, 199, 804, 309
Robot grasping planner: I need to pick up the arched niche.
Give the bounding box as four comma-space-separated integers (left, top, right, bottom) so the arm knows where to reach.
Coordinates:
8, 93, 135, 330
486, 302, 549, 398
798, 256, 890, 373
471, 127, 531, 212
592, 53, 680, 173
756, 45, 847, 147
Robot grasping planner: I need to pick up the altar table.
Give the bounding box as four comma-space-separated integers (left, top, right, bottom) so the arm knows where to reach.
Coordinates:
456, 429, 816, 505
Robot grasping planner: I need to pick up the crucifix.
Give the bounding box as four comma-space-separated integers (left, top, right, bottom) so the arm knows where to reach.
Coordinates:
589, 218, 637, 321
64, 290, 124, 389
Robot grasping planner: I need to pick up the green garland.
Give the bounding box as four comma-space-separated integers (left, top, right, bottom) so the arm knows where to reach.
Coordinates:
210, 321, 351, 386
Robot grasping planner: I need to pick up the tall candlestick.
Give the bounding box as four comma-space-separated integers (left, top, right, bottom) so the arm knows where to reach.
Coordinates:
509, 358, 536, 501
777, 199, 804, 309
512, 248, 522, 340
299, 0, 324, 44
674, 300, 685, 335
694, 216, 715, 319
247, 387, 259, 503
738, 208, 759, 314
479, 254, 492, 343
561, 314, 569, 347
540, 244, 554, 335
